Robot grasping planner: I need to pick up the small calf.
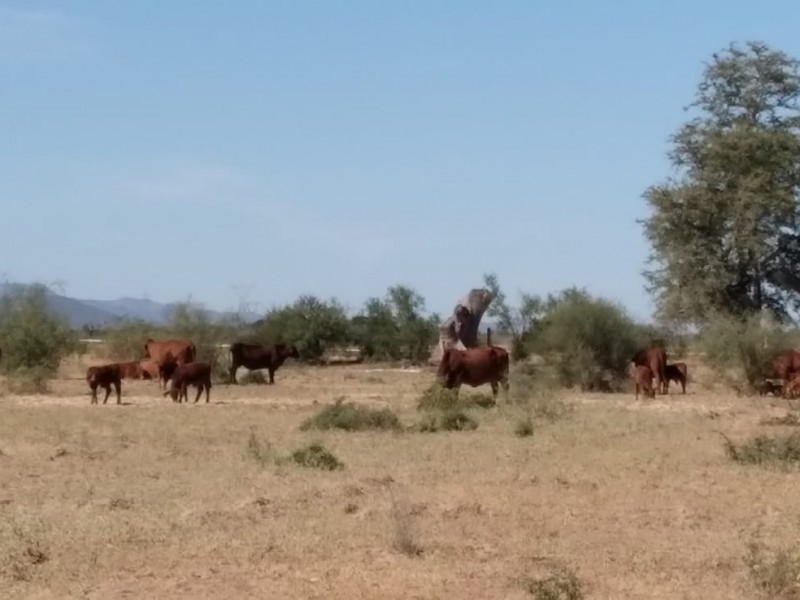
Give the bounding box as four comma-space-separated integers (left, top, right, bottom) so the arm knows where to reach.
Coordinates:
633, 365, 656, 401
664, 362, 688, 394
163, 362, 212, 404
87, 364, 122, 405
758, 380, 784, 397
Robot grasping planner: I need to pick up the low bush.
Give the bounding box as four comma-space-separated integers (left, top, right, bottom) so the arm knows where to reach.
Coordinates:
416, 385, 496, 411
290, 443, 344, 471
238, 370, 267, 385
515, 415, 534, 437
418, 409, 478, 432
300, 398, 401, 432
745, 540, 800, 599
724, 432, 800, 466
524, 566, 584, 600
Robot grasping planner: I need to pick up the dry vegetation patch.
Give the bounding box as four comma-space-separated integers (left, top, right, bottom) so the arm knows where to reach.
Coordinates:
0, 363, 799, 598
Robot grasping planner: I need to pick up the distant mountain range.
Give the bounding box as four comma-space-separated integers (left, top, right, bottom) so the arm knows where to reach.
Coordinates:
0, 283, 233, 329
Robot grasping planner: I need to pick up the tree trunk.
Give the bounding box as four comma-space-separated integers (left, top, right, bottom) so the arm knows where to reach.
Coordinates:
434, 288, 493, 361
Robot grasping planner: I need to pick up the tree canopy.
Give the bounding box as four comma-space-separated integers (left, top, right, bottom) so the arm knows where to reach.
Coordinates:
642, 41, 800, 324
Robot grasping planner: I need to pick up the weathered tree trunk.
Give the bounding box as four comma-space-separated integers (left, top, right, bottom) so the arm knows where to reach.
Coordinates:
435, 288, 493, 361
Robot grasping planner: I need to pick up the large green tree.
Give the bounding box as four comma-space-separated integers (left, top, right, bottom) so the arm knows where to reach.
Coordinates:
642, 41, 800, 324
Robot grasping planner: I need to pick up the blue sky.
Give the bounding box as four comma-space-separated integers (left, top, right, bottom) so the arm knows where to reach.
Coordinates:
3, 1, 800, 320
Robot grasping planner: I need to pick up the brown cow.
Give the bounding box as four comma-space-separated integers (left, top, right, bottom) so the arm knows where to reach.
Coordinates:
437, 345, 510, 398
783, 376, 800, 399
162, 362, 212, 403
664, 362, 688, 394
633, 365, 656, 401
116, 361, 145, 380
139, 359, 160, 380
632, 346, 667, 394
229, 342, 300, 384
773, 349, 800, 396
87, 364, 122, 405
143, 338, 196, 388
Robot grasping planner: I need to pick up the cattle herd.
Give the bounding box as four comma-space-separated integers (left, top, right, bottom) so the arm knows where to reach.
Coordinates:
7, 334, 800, 404
85, 338, 301, 405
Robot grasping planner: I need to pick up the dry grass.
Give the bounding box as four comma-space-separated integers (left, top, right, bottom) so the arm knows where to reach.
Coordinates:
1, 356, 800, 598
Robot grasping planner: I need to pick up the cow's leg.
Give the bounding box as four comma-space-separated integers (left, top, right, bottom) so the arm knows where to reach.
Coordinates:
229, 362, 238, 384
205, 381, 211, 403
635, 383, 639, 401
194, 384, 202, 403
114, 380, 121, 404
491, 381, 499, 398
90, 382, 98, 404
268, 368, 275, 384
102, 384, 111, 404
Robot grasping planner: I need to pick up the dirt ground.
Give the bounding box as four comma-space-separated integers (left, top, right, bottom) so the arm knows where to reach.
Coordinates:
1, 359, 799, 599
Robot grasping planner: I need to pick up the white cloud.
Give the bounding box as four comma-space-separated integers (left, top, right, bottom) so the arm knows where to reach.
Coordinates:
0, 7, 88, 63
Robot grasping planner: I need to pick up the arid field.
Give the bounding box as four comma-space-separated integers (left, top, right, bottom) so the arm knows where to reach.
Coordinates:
2, 356, 800, 599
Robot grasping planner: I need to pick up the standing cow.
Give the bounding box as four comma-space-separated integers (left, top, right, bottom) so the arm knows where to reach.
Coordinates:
143, 338, 196, 388
633, 365, 656, 400
773, 349, 800, 396
632, 346, 667, 395
87, 364, 122, 405
228, 342, 300, 384
437, 345, 510, 398
664, 362, 688, 394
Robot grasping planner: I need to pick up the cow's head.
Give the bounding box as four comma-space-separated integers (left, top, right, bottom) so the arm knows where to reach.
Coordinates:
284, 344, 300, 360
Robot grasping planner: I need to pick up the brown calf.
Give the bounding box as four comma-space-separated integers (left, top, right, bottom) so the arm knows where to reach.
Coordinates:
87, 364, 122, 405
664, 362, 688, 394
163, 362, 212, 403
633, 365, 656, 401
632, 346, 667, 394
144, 338, 196, 389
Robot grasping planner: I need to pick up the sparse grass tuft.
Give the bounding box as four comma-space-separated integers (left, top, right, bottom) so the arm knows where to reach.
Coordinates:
290, 443, 344, 471
7, 367, 51, 394
418, 409, 478, 432
515, 415, 534, 437
723, 432, 800, 466
760, 412, 800, 427
300, 398, 401, 432
745, 540, 800, 598
389, 489, 423, 557
238, 370, 268, 385
245, 431, 275, 467
524, 566, 584, 600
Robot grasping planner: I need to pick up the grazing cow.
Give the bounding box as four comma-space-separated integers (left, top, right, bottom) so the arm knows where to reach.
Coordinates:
163, 362, 212, 403
632, 346, 667, 394
437, 345, 510, 398
773, 349, 800, 396
664, 362, 688, 394
87, 364, 122, 405
143, 338, 196, 388
229, 342, 300, 384
633, 365, 656, 401
758, 379, 784, 397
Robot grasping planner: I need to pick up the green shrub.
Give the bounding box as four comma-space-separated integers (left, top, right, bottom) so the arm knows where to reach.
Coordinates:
416, 385, 496, 411
290, 443, 344, 471
0, 285, 78, 390
351, 286, 439, 364
701, 311, 796, 392
253, 296, 350, 362
510, 365, 573, 422
524, 567, 584, 600
102, 321, 157, 361
525, 288, 648, 390
745, 540, 800, 599
418, 409, 478, 432
300, 398, 401, 432
724, 432, 800, 466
